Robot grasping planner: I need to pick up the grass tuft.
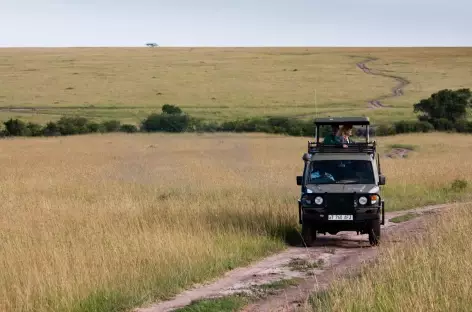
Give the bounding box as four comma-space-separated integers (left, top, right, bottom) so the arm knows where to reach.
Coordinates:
174, 295, 249, 312
389, 212, 420, 223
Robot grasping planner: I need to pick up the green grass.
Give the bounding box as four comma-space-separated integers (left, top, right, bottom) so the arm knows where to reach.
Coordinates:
389, 212, 420, 223
0, 47, 471, 124
174, 295, 250, 312
172, 278, 302, 312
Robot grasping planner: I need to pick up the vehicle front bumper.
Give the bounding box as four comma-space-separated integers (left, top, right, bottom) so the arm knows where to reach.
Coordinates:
300, 206, 381, 223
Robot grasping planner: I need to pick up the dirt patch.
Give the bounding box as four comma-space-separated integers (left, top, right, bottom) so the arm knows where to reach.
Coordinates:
133, 202, 464, 312
385, 144, 417, 159
385, 148, 410, 158
356, 57, 411, 109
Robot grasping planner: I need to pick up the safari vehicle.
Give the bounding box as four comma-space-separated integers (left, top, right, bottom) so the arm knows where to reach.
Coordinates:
296, 117, 386, 246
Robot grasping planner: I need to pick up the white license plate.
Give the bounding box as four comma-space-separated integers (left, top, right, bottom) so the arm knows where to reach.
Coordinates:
328, 215, 353, 221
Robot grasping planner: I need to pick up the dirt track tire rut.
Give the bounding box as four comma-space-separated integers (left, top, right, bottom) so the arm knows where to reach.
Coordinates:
134, 203, 463, 312
356, 57, 411, 109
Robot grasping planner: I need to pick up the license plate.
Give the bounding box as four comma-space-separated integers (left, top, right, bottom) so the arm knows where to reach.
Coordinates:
328, 215, 353, 221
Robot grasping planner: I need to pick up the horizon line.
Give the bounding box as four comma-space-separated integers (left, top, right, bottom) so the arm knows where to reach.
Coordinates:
1, 45, 472, 49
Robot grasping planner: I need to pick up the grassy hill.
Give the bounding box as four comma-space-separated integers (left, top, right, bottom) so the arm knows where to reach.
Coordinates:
0, 47, 471, 124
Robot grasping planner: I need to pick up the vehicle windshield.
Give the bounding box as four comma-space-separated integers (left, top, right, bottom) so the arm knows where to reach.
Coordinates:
307, 160, 375, 184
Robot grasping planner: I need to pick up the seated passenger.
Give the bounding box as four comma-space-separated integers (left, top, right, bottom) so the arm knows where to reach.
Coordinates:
310, 169, 335, 183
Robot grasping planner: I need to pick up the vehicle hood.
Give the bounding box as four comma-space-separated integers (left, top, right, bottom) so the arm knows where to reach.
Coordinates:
306, 184, 379, 194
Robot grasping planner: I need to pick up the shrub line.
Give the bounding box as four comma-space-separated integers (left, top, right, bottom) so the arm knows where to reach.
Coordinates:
1, 88, 472, 138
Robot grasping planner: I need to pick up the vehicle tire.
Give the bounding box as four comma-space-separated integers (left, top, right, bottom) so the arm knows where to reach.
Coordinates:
301, 223, 316, 247
368, 218, 381, 246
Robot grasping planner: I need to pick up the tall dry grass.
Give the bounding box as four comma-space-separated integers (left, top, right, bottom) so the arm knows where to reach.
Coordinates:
0, 132, 471, 311
310, 202, 472, 312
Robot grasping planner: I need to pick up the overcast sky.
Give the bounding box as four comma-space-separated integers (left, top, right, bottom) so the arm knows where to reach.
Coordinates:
1, 0, 471, 47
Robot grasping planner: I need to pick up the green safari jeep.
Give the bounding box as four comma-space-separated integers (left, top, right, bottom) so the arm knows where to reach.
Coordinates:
296, 117, 386, 246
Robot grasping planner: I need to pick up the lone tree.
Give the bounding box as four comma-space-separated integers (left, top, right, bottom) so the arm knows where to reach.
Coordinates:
413, 88, 472, 124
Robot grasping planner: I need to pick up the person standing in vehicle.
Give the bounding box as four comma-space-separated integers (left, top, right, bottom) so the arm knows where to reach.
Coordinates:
323, 124, 341, 144
337, 124, 355, 145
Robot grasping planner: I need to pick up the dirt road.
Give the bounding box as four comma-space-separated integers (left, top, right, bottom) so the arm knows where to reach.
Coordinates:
135, 202, 460, 312
356, 57, 410, 109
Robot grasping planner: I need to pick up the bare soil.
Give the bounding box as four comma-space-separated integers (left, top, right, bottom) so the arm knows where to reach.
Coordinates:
384, 148, 411, 158
134, 202, 460, 312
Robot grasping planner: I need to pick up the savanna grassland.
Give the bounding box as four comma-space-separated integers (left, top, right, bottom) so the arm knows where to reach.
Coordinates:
0, 47, 472, 124
2, 46, 472, 312
1, 131, 472, 312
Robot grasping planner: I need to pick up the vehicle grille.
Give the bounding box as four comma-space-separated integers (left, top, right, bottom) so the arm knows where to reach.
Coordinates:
325, 194, 356, 214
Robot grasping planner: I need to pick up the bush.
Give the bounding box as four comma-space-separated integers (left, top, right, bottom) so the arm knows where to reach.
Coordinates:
120, 124, 138, 133
186, 117, 218, 133
266, 116, 312, 136
42, 122, 61, 136
355, 126, 375, 137
429, 118, 456, 131
101, 120, 121, 132
213, 117, 313, 136
450, 179, 468, 192
4, 118, 28, 136
141, 113, 190, 132
87, 122, 106, 133
56, 116, 91, 135
1, 97, 471, 139
394, 120, 435, 134
413, 88, 472, 123
27, 122, 43, 136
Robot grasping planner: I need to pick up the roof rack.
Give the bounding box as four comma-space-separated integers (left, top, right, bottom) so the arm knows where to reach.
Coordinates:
314, 116, 370, 126
313, 116, 372, 144
308, 141, 377, 155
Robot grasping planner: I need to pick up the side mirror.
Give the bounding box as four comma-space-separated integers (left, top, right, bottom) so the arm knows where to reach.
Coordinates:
296, 176, 303, 186
379, 175, 386, 185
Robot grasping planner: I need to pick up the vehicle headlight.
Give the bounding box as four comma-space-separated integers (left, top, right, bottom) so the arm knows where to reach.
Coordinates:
370, 195, 378, 204
314, 196, 323, 205
358, 196, 368, 205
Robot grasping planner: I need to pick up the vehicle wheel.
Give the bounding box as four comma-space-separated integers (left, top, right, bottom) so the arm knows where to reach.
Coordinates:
301, 223, 316, 247
368, 219, 381, 246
